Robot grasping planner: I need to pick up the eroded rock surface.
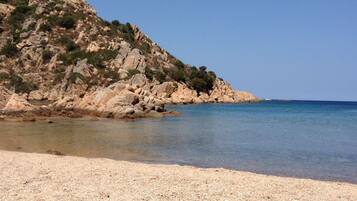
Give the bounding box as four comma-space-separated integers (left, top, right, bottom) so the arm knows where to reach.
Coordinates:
3, 94, 35, 112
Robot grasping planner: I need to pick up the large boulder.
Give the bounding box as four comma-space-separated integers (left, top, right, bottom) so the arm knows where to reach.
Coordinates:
170, 84, 198, 104
28, 90, 45, 101
152, 82, 177, 98
73, 59, 91, 78
122, 49, 146, 72
130, 74, 148, 88
105, 90, 139, 108
3, 94, 35, 112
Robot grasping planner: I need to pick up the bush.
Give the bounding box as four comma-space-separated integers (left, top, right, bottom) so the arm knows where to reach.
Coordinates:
57, 16, 76, 29
175, 59, 185, 69
103, 20, 111, 26
39, 23, 52, 32
8, 74, 38, 94
111, 20, 121, 26
189, 78, 208, 93
154, 70, 166, 83
15, 0, 29, 6
69, 72, 85, 84
42, 50, 53, 63
0, 41, 18, 57
166, 67, 185, 83
53, 67, 66, 84
139, 42, 151, 54
87, 49, 118, 69
58, 36, 78, 52
187, 66, 216, 93
103, 69, 120, 83
119, 23, 135, 45
59, 49, 86, 65
9, 4, 35, 27
144, 67, 154, 80
0, 72, 9, 81
59, 49, 118, 69
127, 69, 141, 79
120, 23, 133, 34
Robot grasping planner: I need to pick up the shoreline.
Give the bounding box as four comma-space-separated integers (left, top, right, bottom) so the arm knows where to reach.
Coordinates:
1, 151, 356, 201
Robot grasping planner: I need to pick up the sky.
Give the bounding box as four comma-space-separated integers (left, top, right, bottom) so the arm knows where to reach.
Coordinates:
87, 0, 357, 101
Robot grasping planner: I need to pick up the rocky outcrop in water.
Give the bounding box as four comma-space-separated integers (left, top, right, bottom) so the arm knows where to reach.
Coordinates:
0, 0, 258, 118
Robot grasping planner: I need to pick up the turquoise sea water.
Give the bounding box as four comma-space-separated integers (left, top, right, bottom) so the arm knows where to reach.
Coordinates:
0, 101, 357, 183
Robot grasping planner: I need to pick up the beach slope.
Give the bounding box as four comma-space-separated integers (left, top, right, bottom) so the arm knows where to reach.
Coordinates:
0, 151, 356, 201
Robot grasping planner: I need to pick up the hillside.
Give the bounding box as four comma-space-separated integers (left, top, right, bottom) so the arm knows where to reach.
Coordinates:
0, 0, 257, 119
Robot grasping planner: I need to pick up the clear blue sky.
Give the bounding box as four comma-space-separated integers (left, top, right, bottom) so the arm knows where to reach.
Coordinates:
88, 0, 357, 101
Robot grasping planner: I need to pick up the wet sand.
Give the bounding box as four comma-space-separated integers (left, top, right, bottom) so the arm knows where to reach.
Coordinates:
1, 151, 356, 201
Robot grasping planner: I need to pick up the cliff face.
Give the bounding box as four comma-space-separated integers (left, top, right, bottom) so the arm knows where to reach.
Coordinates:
0, 0, 257, 118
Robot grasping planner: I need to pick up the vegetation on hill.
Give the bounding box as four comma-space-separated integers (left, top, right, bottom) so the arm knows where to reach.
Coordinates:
0, 0, 219, 94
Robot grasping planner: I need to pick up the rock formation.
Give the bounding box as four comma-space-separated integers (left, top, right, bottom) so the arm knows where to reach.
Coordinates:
0, 0, 258, 118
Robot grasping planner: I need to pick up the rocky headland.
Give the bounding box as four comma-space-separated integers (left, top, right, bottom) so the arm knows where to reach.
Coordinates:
0, 0, 258, 120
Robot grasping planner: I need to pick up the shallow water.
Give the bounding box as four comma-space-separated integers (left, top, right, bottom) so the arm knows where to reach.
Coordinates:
1, 101, 357, 183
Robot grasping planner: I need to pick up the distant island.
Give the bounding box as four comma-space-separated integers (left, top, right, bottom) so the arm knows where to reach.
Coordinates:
0, 0, 257, 120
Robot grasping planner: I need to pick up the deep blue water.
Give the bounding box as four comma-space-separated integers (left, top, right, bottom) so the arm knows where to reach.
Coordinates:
1, 100, 357, 183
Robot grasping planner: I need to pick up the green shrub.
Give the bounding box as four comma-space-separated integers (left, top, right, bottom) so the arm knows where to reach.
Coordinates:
175, 59, 185, 69
53, 67, 66, 84
127, 69, 140, 79
57, 16, 76, 29
58, 36, 78, 52
59, 49, 86, 65
8, 74, 38, 94
139, 42, 151, 54
0, 0, 31, 7
120, 23, 133, 34
119, 23, 135, 45
166, 67, 186, 83
144, 67, 154, 80
103, 20, 111, 26
208, 71, 217, 79
69, 72, 85, 84
188, 78, 206, 93
9, 4, 35, 27
0, 72, 9, 81
154, 70, 166, 83
15, 0, 29, 6
87, 49, 118, 69
7, 2, 34, 43
103, 69, 120, 83
111, 20, 121, 26
39, 23, 52, 32
59, 49, 118, 69
42, 50, 53, 63
187, 66, 216, 93
0, 41, 18, 57
45, 1, 57, 11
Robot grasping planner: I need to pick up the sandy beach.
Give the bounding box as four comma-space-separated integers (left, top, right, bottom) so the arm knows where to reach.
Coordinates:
0, 151, 356, 201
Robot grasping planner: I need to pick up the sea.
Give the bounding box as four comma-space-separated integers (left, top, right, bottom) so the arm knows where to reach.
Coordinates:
1, 100, 356, 183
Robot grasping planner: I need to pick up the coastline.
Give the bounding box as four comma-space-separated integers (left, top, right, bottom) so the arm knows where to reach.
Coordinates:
1, 151, 356, 201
